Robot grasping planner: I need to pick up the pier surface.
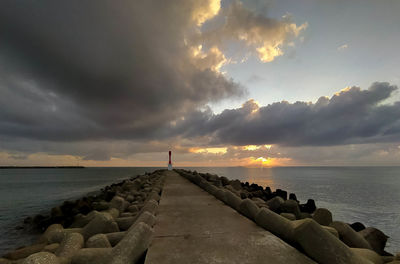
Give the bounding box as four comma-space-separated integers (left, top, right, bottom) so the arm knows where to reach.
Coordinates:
145, 171, 315, 264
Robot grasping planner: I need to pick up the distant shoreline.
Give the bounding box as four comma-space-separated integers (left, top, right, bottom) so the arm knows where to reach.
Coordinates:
0, 166, 85, 169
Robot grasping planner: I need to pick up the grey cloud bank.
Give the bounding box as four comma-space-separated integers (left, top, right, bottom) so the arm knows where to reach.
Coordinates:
175, 82, 400, 146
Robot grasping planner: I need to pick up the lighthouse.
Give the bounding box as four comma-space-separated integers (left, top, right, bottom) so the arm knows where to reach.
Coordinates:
168, 150, 173, 170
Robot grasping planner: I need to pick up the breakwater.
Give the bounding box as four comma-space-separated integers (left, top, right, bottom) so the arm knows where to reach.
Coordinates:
1, 169, 399, 264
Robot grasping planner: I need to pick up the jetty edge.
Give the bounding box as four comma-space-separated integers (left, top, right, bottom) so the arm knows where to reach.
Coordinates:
0, 169, 397, 264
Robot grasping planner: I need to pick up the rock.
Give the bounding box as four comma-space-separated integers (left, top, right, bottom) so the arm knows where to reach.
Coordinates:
109, 222, 154, 264
275, 189, 287, 200
359, 227, 389, 255
220, 176, 230, 186
312, 208, 333, 226
43, 243, 60, 253
109, 196, 129, 213
280, 213, 296, 221
214, 189, 227, 203
92, 201, 110, 211
322, 226, 339, 238
229, 180, 242, 191
81, 213, 119, 240
300, 212, 312, 219
0, 258, 10, 264
350, 222, 366, 232
55, 232, 84, 258
105, 232, 126, 247
4, 244, 46, 260
280, 200, 301, 219
330, 221, 372, 250
300, 199, 316, 214
350, 248, 383, 264
71, 211, 101, 228
255, 208, 293, 241
86, 234, 112, 248
116, 217, 136, 231
71, 248, 112, 264
38, 224, 64, 244
293, 219, 370, 264
224, 190, 242, 210
289, 193, 298, 201
265, 196, 284, 212
130, 211, 156, 230
382, 256, 394, 263
140, 199, 159, 215
120, 212, 134, 217
238, 199, 260, 220
100, 208, 119, 219
204, 184, 219, 195
22, 252, 60, 264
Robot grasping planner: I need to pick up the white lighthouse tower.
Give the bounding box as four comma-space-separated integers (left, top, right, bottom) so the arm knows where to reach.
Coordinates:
168, 150, 173, 170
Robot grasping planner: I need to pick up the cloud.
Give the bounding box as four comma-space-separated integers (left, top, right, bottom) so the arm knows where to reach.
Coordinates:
174, 82, 400, 146
338, 44, 349, 51
199, 1, 308, 62
0, 0, 244, 142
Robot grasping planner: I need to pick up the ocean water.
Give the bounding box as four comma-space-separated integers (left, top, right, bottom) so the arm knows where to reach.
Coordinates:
0, 167, 399, 255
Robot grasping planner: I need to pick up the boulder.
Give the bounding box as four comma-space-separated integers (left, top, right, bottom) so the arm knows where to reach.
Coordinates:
265, 196, 284, 212
289, 193, 298, 201
55, 232, 84, 258
275, 189, 287, 200
350, 248, 383, 264
22, 252, 60, 264
224, 190, 242, 210
81, 213, 119, 240
4, 244, 46, 260
140, 199, 158, 215
238, 199, 260, 220
38, 224, 64, 244
105, 232, 126, 247
86, 234, 112, 248
214, 189, 228, 203
132, 211, 156, 229
204, 184, 219, 195
280, 200, 301, 219
43, 243, 60, 253
322, 226, 339, 238
312, 208, 333, 226
116, 217, 136, 231
92, 202, 110, 211
109, 196, 129, 213
359, 227, 389, 255
110, 222, 154, 264
255, 208, 293, 241
127, 205, 139, 213
300, 199, 316, 214
350, 222, 366, 232
229, 180, 242, 191
71, 248, 111, 264
280, 213, 296, 221
293, 219, 370, 264
330, 221, 372, 250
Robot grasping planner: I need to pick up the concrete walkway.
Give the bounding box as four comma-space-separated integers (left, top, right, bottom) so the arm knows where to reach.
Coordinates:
145, 171, 316, 264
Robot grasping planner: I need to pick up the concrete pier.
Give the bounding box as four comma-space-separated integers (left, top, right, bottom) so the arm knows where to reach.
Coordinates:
145, 171, 316, 264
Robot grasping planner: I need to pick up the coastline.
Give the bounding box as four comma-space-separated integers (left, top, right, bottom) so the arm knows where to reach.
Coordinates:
0, 169, 398, 264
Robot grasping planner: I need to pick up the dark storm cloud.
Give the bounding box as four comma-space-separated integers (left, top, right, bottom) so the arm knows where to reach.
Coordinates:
0, 0, 242, 141
175, 82, 400, 146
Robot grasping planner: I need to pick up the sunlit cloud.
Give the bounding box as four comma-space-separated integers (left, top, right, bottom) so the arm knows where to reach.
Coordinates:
189, 147, 228, 154
192, 0, 221, 26
337, 44, 349, 51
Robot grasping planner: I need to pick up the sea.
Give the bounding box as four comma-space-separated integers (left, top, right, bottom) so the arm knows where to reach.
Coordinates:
0, 166, 399, 255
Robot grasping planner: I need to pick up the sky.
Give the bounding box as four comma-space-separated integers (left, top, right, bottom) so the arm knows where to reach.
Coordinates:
0, 0, 400, 167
